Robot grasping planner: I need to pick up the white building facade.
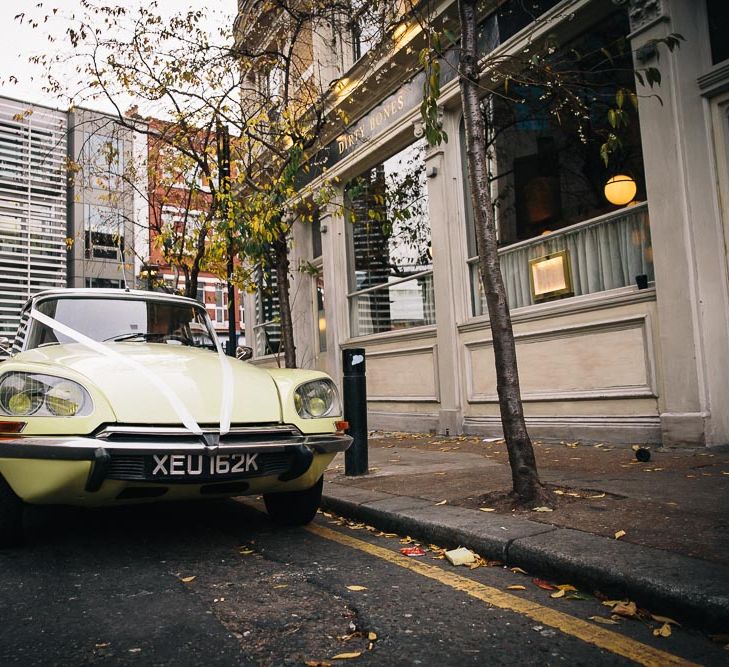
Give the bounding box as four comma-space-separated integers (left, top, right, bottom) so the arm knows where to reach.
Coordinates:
241, 0, 729, 447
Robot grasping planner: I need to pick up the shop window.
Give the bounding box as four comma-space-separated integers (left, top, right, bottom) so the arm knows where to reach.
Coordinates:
462, 11, 653, 315
345, 138, 435, 336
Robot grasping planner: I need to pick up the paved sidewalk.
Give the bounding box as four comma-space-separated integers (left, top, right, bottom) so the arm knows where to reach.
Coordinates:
321, 433, 729, 630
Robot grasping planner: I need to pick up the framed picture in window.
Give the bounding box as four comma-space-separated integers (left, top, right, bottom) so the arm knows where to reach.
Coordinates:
529, 250, 573, 302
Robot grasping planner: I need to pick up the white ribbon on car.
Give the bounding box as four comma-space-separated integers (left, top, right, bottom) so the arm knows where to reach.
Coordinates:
29, 308, 234, 437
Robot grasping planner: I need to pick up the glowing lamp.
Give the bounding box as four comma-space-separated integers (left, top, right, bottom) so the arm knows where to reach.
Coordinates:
604, 175, 637, 206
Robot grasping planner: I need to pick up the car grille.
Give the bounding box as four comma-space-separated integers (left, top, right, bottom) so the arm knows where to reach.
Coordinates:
107, 451, 294, 482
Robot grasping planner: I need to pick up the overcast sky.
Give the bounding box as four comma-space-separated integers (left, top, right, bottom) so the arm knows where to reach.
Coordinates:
0, 1, 234, 114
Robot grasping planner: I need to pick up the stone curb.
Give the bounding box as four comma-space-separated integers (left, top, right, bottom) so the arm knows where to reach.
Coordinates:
322, 483, 729, 630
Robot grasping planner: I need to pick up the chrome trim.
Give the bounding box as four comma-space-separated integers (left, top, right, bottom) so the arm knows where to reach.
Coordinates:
0, 433, 352, 456
95, 424, 301, 439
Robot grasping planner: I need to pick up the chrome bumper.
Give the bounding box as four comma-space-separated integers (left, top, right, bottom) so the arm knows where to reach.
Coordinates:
0, 429, 352, 492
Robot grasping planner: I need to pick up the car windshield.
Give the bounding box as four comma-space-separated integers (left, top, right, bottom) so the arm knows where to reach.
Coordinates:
25, 296, 218, 351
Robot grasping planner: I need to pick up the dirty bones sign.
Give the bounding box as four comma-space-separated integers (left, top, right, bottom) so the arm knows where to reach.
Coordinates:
333, 69, 428, 162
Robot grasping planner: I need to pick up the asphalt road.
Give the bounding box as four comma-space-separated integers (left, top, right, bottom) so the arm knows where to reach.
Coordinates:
0, 499, 725, 666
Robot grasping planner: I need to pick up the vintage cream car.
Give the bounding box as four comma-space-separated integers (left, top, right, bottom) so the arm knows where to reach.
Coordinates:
0, 289, 351, 545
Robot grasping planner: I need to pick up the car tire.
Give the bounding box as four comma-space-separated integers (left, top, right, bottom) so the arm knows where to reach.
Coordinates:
0, 476, 24, 547
264, 475, 323, 527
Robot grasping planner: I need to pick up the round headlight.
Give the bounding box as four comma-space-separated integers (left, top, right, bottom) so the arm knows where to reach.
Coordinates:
0, 374, 42, 416
46, 381, 85, 417
294, 379, 340, 419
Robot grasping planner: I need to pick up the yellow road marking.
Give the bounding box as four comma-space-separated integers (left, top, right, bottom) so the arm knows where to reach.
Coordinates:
306, 523, 696, 667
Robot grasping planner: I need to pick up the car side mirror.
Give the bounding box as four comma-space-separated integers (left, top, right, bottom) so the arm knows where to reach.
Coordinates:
236, 345, 253, 361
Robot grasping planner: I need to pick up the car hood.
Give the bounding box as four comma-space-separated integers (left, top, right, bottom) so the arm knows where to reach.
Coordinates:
15, 343, 281, 427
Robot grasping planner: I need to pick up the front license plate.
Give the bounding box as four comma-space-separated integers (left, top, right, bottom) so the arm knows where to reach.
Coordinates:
149, 453, 259, 479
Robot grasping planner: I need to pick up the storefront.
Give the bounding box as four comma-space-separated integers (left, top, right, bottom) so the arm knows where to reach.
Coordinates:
243, 0, 729, 447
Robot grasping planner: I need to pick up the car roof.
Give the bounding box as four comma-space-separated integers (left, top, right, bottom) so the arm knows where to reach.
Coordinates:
26, 288, 202, 309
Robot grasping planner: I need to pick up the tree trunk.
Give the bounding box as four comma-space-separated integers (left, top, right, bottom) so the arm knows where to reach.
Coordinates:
458, 0, 547, 505
274, 235, 297, 368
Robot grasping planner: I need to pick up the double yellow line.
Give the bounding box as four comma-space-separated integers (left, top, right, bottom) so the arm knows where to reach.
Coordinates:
307, 524, 696, 667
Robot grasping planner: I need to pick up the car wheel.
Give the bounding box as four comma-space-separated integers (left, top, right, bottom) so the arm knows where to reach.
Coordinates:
0, 476, 24, 547
264, 476, 323, 527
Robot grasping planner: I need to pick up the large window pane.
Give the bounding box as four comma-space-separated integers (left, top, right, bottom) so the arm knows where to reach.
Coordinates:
346, 138, 434, 336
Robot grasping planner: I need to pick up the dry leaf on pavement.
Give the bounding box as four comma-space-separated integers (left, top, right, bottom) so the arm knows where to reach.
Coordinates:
612, 601, 638, 617
507, 585, 527, 590
434, 500, 447, 506
653, 623, 672, 637
346, 585, 367, 591
332, 652, 362, 660
614, 530, 626, 540
180, 576, 196, 583
368, 632, 377, 641
533, 579, 557, 591
479, 507, 496, 512
510, 567, 528, 575
533, 507, 553, 512
589, 616, 620, 625
550, 590, 566, 599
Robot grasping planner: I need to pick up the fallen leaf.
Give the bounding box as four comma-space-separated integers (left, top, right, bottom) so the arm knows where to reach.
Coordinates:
589, 493, 606, 499
180, 576, 196, 583
533, 579, 557, 591
556, 584, 578, 592
305, 661, 332, 667
566, 592, 591, 600
510, 567, 528, 575
382, 533, 398, 538
368, 632, 377, 641
550, 589, 566, 598
614, 530, 626, 540
434, 500, 447, 506
239, 548, 255, 555
95, 643, 110, 649
554, 490, 565, 495
273, 584, 289, 589
332, 652, 362, 660
653, 623, 672, 637
507, 585, 527, 590
589, 616, 620, 625
533, 507, 553, 512
479, 507, 496, 512
612, 601, 638, 617
346, 585, 367, 591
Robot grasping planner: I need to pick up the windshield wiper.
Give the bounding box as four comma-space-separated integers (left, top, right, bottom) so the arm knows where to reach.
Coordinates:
103, 332, 159, 342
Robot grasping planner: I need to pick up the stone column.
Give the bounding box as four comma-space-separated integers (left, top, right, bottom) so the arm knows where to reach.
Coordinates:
629, 0, 729, 445
421, 110, 468, 435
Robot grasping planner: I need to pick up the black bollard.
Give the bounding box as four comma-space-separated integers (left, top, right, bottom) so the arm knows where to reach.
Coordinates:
343, 348, 368, 476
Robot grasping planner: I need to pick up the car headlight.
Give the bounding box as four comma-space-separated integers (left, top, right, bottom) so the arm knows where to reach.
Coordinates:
0, 373, 93, 417
294, 379, 340, 419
